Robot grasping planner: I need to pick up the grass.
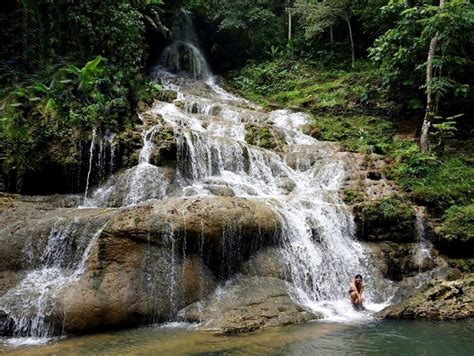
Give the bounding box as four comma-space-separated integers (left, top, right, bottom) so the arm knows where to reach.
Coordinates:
386, 141, 474, 215
231, 59, 473, 256
232, 59, 396, 154
433, 205, 474, 257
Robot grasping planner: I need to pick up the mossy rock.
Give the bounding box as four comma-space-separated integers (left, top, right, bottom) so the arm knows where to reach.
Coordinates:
377, 242, 416, 281
158, 90, 178, 103
342, 189, 365, 205
244, 123, 286, 152
433, 205, 474, 257
117, 130, 142, 168
448, 258, 474, 273
353, 195, 416, 242
149, 129, 178, 167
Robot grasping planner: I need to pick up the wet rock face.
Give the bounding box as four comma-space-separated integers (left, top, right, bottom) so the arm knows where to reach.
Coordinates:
0, 196, 112, 274
57, 244, 217, 334
103, 197, 282, 278
118, 113, 178, 170
364, 242, 439, 281
179, 276, 321, 333
88, 166, 177, 208
376, 275, 474, 320
242, 247, 290, 281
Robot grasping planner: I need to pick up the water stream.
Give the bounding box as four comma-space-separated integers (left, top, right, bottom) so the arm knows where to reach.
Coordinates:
0, 9, 393, 346
87, 9, 391, 321
0, 220, 106, 338
414, 207, 433, 273
2, 320, 473, 354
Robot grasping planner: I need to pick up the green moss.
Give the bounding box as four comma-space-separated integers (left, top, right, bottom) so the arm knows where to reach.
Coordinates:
433, 205, 474, 257
232, 60, 393, 116
307, 114, 395, 154
448, 258, 474, 272
365, 195, 414, 221
354, 195, 416, 242
244, 124, 285, 152
158, 89, 178, 103
386, 141, 474, 215
342, 189, 364, 205
231, 60, 395, 154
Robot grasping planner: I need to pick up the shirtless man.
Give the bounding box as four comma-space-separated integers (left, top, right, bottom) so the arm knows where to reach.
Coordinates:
349, 274, 364, 310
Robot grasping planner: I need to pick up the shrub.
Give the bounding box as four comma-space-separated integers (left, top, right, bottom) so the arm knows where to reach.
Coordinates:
434, 205, 474, 257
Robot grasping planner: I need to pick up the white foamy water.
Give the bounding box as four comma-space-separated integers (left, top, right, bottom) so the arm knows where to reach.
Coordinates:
0, 12, 393, 343
80, 10, 393, 323
0, 221, 106, 338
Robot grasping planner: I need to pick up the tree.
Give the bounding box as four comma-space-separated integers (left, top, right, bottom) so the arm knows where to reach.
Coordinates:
294, 0, 355, 67
420, 0, 445, 152
370, 0, 473, 149
212, 0, 286, 60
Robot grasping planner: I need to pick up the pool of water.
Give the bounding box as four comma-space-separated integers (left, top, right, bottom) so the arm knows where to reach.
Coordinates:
1, 320, 473, 355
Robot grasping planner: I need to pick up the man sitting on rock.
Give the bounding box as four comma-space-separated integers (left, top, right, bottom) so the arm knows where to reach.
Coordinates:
349, 274, 365, 310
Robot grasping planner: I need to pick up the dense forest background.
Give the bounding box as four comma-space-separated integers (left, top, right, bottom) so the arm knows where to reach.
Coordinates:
0, 0, 473, 257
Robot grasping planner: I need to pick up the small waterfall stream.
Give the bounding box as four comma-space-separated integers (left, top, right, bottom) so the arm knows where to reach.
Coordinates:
415, 207, 433, 273
0, 221, 106, 338
82, 128, 117, 206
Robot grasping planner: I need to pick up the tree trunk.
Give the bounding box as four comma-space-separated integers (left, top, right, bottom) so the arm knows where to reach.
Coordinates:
420, 0, 446, 153
344, 15, 355, 68
288, 8, 292, 42
330, 25, 334, 53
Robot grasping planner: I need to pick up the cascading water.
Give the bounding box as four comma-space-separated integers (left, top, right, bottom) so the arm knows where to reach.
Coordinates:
85, 10, 390, 321
415, 207, 433, 273
0, 220, 106, 340
83, 128, 117, 206
158, 9, 212, 81
83, 127, 98, 203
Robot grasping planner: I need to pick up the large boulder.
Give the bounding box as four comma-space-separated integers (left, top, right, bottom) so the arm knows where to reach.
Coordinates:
376, 274, 474, 320
54, 194, 282, 334
179, 276, 321, 333
353, 195, 417, 243
58, 245, 216, 334
54, 197, 281, 334
0, 195, 283, 336
102, 197, 282, 277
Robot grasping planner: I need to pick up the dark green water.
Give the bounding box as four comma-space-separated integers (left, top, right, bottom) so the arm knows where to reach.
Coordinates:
1, 320, 473, 355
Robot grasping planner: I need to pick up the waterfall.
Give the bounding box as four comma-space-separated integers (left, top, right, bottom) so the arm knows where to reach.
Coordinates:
157, 10, 212, 81
128, 11, 390, 320
83, 127, 97, 204
0, 221, 106, 338
1, 12, 392, 339
82, 128, 117, 207
415, 207, 433, 273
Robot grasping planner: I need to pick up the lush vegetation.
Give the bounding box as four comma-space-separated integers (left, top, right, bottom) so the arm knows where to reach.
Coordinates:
0, 0, 165, 191
434, 204, 474, 256
1, 0, 472, 256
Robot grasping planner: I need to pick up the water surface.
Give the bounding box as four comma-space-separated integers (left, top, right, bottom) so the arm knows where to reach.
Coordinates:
2, 320, 472, 355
